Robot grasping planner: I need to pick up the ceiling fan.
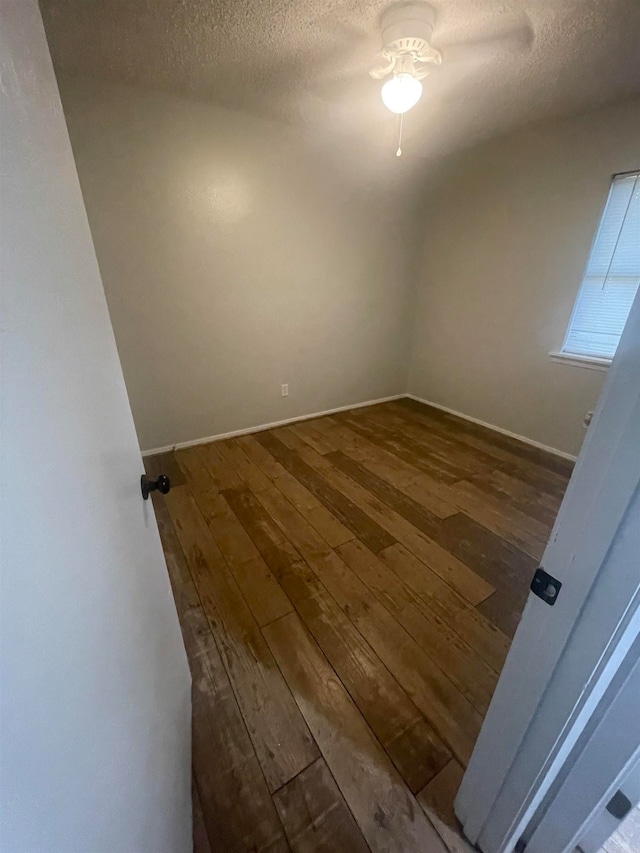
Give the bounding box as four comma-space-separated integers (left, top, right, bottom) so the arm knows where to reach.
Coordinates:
370, 2, 441, 116
367, 1, 533, 155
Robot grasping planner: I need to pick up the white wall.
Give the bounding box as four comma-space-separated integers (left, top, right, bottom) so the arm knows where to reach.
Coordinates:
408, 99, 640, 456
58, 76, 414, 452
55, 75, 639, 458
0, 3, 191, 849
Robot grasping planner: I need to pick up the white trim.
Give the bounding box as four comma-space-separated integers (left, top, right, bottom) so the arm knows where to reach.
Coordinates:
141, 394, 405, 457
143, 391, 578, 464
405, 394, 577, 462
549, 351, 611, 372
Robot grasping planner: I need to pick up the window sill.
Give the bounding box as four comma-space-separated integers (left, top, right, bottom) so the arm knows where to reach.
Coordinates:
549, 351, 611, 372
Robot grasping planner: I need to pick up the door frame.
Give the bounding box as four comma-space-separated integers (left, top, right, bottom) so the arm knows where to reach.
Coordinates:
455, 288, 640, 852
577, 752, 640, 853
527, 629, 640, 852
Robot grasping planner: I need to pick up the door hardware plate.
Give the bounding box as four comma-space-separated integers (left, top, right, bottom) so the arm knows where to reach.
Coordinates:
530, 568, 562, 605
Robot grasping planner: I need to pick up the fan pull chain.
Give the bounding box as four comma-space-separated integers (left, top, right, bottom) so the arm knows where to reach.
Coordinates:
396, 112, 404, 157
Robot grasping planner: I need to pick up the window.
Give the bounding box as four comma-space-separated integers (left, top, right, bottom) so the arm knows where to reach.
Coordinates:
553, 171, 640, 368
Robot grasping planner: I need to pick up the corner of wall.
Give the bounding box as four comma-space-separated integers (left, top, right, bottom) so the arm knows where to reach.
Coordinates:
398, 188, 437, 397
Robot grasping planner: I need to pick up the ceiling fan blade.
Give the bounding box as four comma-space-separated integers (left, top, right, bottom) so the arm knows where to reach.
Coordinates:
437, 14, 534, 68
370, 56, 396, 80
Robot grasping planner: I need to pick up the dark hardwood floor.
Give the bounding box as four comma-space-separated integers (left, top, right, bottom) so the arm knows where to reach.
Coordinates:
145, 399, 573, 852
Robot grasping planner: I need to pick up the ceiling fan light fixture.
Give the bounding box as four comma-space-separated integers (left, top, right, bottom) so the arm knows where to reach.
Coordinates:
381, 71, 423, 114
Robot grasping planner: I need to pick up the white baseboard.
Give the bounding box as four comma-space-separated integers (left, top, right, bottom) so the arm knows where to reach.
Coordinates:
143, 391, 577, 463
404, 394, 577, 462
141, 394, 405, 457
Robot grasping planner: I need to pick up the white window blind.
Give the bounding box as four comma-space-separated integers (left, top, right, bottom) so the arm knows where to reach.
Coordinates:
562, 172, 640, 360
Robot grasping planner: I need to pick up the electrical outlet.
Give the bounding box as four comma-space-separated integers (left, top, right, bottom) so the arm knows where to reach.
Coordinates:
281, 384, 289, 397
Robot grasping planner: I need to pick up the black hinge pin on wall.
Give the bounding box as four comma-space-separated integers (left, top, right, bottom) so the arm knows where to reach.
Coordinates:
530, 568, 562, 605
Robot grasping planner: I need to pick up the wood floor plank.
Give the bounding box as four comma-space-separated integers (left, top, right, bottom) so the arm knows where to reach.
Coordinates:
175, 445, 219, 495
300, 417, 339, 436
386, 402, 542, 513
378, 544, 510, 673
218, 438, 273, 493
337, 413, 463, 485
326, 450, 444, 540
448, 480, 549, 560
273, 473, 356, 549
345, 406, 485, 485
199, 442, 244, 490
336, 540, 498, 714
320, 418, 458, 519
159, 508, 289, 853
288, 421, 338, 455
378, 403, 486, 463
253, 484, 481, 764
257, 431, 395, 553
256, 486, 338, 561
468, 468, 560, 528
417, 760, 473, 853
392, 478, 459, 523
165, 485, 319, 792
273, 758, 370, 853
298, 554, 482, 766
264, 612, 448, 853
477, 587, 529, 639
417, 760, 464, 830
389, 400, 531, 485
222, 485, 289, 553
437, 512, 537, 601
496, 455, 569, 502
386, 402, 518, 484
220, 484, 334, 609
262, 539, 331, 609
187, 604, 291, 853
361, 407, 489, 482
328, 450, 509, 577
236, 433, 293, 480
313, 417, 362, 449
230, 554, 295, 628
172, 443, 257, 569
286, 442, 493, 606
259, 486, 452, 794
195, 488, 262, 568
183, 480, 294, 628
394, 398, 575, 479
395, 399, 570, 496
221, 437, 354, 547
192, 780, 213, 853
382, 401, 516, 470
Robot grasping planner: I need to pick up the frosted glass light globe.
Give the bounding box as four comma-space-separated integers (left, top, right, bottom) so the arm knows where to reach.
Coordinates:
381, 73, 423, 114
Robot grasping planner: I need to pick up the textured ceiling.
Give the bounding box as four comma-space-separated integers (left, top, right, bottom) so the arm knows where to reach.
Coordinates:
41, 0, 640, 189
